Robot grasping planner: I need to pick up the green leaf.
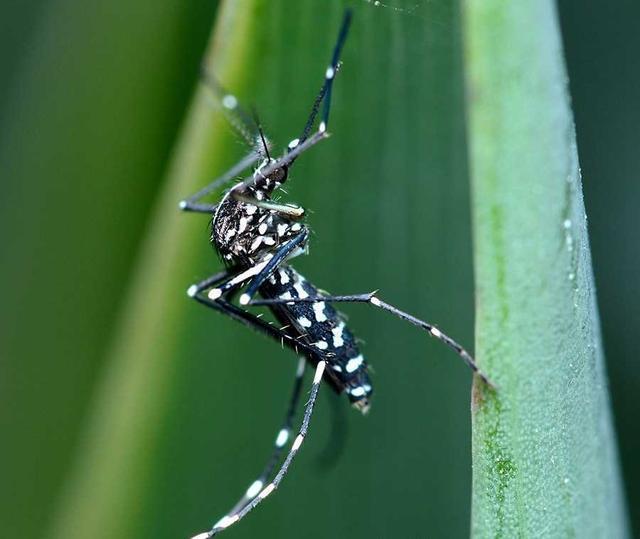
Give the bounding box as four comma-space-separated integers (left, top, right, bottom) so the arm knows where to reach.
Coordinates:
44, 1, 484, 538
0, 0, 217, 536
44, 2, 267, 538
463, 1, 629, 537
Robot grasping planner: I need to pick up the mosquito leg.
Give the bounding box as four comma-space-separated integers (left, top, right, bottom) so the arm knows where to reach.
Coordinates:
186, 280, 336, 537
187, 277, 329, 371
191, 252, 289, 305
198, 259, 275, 302
181, 203, 218, 214
252, 293, 495, 388
179, 150, 262, 212
318, 9, 352, 133
234, 130, 329, 192
189, 233, 308, 306
296, 9, 353, 146
237, 231, 309, 305
226, 357, 306, 516
191, 361, 327, 538
230, 192, 305, 219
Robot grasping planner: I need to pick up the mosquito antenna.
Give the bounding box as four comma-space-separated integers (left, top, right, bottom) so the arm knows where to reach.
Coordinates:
250, 107, 272, 161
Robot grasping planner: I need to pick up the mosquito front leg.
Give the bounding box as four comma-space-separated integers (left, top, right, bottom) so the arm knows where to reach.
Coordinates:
237, 231, 309, 305
230, 191, 305, 219
197, 260, 273, 301
295, 9, 352, 146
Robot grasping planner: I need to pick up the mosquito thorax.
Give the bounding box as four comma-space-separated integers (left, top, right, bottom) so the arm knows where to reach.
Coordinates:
211, 177, 306, 267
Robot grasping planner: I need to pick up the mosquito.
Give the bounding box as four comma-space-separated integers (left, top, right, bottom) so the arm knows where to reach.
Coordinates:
180, 9, 493, 538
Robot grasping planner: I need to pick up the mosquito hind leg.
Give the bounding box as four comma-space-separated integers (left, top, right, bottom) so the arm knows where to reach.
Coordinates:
187, 275, 330, 538
191, 361, 327, 538
251, 292, 495, 388
222, 358, 306, 518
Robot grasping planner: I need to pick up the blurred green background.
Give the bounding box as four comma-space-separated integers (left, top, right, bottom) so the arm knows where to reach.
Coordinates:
0, 1, 637, 538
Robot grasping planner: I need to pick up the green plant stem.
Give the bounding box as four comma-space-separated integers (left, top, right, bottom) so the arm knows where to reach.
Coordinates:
463, 0, 629, 537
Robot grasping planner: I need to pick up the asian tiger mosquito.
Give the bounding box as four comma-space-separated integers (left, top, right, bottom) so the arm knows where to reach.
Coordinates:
181, 9, 494, 538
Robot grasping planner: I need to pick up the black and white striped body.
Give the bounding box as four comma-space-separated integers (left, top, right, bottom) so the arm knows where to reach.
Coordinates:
261, 265, 372, 410
212, 183, 373, 412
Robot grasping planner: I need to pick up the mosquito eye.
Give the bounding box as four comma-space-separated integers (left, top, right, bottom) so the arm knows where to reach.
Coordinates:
271, 166, 288, 185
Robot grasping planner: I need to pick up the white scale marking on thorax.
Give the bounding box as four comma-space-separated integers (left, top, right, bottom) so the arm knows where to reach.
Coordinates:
238, 217, 249, 234
250, 236, 263, 252
277, 223, 289, 237
279, 270, 290, 285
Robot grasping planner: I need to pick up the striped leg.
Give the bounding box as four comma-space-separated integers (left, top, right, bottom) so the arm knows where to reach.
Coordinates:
187, 276, 333, 536
296, 9, 352, 146
187, 272, 327, 366
238, 231, 308, 305
179, 150, 261, 213
197, 261, 272, 301
194, 232, 308, 305
225, 358, 306, 517
191, 361, 327, 539
252, 293, 496, 389
224, 8, 352, 190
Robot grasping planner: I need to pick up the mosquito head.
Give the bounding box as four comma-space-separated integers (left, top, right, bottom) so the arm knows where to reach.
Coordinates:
248, 112, 287, 195
252, 159, 289, 194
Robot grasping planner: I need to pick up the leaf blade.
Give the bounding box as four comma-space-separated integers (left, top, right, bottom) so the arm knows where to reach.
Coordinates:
463, 1, 629, 536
